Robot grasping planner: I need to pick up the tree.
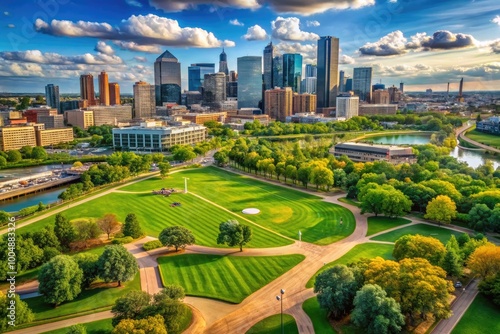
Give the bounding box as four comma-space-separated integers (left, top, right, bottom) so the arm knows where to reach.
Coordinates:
7, 150, 22, 163
216, 219, 252, 252
402, 183, 437, 212
97, 245, 138, 286
158, 162, 171, 179
351, 284, 405, 334
310, 166, 334, 190
38, 255, 83, 307
54, 214, 75, 251
145, 286, 189, 334
314, 265, 358, 319
112, 315, 167, 334
468, 203, 492, 231
159, 226, 195, 252
441, 247, 463, 277
31, 146, 47, 160
0, 156, 6, 167
0, 211, 11, 226
297, 165, 312, 188
424, 195, 457, 225
66, 324, 87, 334
479, 272, 500, 306
111, 290, 151, 326
275, 162, 286, 181
0, 291, 34, 331
467, 245, 500, 279
97, 213, 121, 240
393, 235, 446, 266
285, 165, 297, 184
19, 145, 33, 159
32, 225, 60, 250
73, 253, 99, 289
123, 213, 144, 239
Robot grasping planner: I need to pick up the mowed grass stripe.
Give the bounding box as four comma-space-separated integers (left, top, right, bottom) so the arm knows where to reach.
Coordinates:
371, 223, 464, 244
158, 254, 305, 303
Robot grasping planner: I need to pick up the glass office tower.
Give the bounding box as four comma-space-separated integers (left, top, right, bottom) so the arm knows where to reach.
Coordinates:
316, 36, 340, 108
188, 63, 215, 92
154, 50, 181, 106
283, 54, 303, 93
237, 56, 262, 109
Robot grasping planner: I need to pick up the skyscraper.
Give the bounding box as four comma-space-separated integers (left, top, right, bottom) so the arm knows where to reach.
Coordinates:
264, 87, 293, 122
188, 63, 215, 92
154, 50, 181, 106
399, 82, 404, 93
237, 56, 262, 109
283, 54, 303, 93
353, 67, 373, 103
263, 42, 276, 91
80, 74, 96, 106
339, 70, 346, 93
133, 81, 155, 119
219, 49, 229, 75
317, 36, 340, 108
98, 71, 109, 106
109, 83, 120, 105
45, 84, 60, 111
345, 78, 353, 92
272, 54, 283, 88
203, 72, 227, 103
305, 64, 317, 78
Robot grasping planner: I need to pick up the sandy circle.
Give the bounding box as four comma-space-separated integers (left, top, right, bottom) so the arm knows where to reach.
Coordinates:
242, 208, 260, 215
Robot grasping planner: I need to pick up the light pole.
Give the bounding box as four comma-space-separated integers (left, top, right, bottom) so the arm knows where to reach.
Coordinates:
183, 177, 189, 193
276, 288, 285, 334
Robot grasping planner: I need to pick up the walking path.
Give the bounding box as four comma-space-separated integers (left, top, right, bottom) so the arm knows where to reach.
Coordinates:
456, 121, 500, 154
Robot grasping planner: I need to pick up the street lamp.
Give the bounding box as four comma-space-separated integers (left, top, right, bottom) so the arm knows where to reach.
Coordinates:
276, 288, 285, 334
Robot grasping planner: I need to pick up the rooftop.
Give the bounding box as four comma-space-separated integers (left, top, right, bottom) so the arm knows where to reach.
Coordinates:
156, 50, 178, 62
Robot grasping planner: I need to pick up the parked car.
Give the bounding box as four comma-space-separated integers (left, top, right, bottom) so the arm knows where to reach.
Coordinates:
454, 281, 463, 289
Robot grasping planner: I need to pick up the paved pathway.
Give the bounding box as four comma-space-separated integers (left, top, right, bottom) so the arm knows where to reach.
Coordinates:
457, 121, 500, 154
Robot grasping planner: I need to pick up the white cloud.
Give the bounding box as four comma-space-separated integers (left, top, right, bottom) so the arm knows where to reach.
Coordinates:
492, 15, 500, 26
229, 19, 244, 26
7, 24, 15, 29
359, 30, 407, 56
275, 42, 317, 64
243, 25, 268, 41
34, 14, 235, 48
306, 20, 320, 27
271, 17, 319, 42
126, 0, 143, 7
149, 0, 259, 12
4, 12, 9, 16
340, 55, 355, 64
491, 40, 500, 54
0, 50, 123, 65
94, 41, 115, 55
134, 56, 148, 62
114, 41, 162, 53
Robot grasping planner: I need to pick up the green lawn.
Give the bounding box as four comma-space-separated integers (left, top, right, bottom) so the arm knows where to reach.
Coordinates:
25, 272, 140, 322
370, 223, 463, 244
338, 197, 361, 208
302, 297, 336, 334
306, 243, 394, 288
466, 129, 500, 148
121, 167, 355, 245
246, 314, 299, 334
452, 294, 500, 334
158, 254, 305, 303
41, 318, 113, 334
366, 216, 412, 236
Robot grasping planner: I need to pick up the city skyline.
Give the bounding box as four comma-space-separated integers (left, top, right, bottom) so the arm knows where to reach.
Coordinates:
0, 0, 499, 93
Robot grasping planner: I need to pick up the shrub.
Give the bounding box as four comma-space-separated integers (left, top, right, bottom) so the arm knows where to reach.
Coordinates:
143, 240, 163, 251
112, 236, 133, 244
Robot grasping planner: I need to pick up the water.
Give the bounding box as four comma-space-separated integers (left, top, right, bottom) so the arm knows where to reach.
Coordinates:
0, 186, 67, 213
365, 134, 500, 169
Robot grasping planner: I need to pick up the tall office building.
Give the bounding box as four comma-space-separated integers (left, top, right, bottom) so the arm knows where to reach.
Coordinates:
336, 95, 359, 119
283, 54, 303, 93
305, 64, 317, 78
237, 56, 262, 109
353, 67, 373, 103
263, 42, 276, 91
45, 84, 60, 111
188, 63, 215, 92
399, 82, 404, 93
339, 71, 346, 93
133, 81, 155, 119
272, 54, 283, 88
80, 74, 96, 106
317, 36, 340, 108
98, 71, 109, 106
219, 49, 229, 75
264, 87, 293, 122
109, 83, 120, 105
203, 72, 227, 103
154, 50, 181, 106
293, 93, 317, 114
345, 78, 353, 92
229, 70, 237, 82
301, 77, 317, 94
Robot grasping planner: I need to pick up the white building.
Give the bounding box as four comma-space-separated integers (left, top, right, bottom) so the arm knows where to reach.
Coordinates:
336, 96, 359, 119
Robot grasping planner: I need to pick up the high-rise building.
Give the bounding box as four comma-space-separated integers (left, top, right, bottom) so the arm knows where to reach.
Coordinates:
336, 96, 359, 119
264, 87, 293, 122
98, 71, 110, 106
345, 78, 353, 92
133, 81, 156, 119
272, 54, 283, 88
293, 93, 317, 114
37, 114, 64, 128
65, 110, 94, 129
372, 83, 385, 91
219, 49, 229, 75
229, 71, 238, 82
154, 50, 181, 106
203, 72, 227, 103
372, 90, 390, 104
80, 74, 96, 106
283, 54, 303, 93
301, 77, 317, 94
237, 56, 262, 109
45, 84, 60, 111
399, 82, 404, 93
305, 64, 317, 78
109, 83, 120, 105
339, 71, 346, 93
353, 67, 373, 103
388, 86, 402, 103
263, 42, 276, 91
317, 36, 340, 108
188, 63, 215, 92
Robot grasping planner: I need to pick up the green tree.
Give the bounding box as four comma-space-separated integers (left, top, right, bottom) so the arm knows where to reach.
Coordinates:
297, 165, 312, 188
424, 195, 457, 225
478, 272, 500, 306
98, 245, 138, 287
73, 253, 99, 289
32, 225, 60, 250
467, 245, 500, 279
97, 213, 121, 240
54, 214, 75, 251
285, 165, 297, 184
31, 146, 48, 160
351, 284, 405, 334
123, 213, 144, 239
468, 203, 492, 231
216, 219, 252, 252
310, 166, 334, 190
314, 264, 358, 319
38, 255, 83, 307
145, 287, 188, 334
19, 145, 33, 159
158, 162, 171, 179
172, 146, 196, 162
0, 156, 7, 167
402, 183, 437, 212
73, 219, 101, 246
111, 290, 151, 326
112, 315, 167, 334
393, 234, 446, 266
7, 150, 22, 163
0, 292, 34, 331
213, 151, 229, 166
442, 247, 463, 277
0, 211, 11, 226
66, 324, 87, 334
159, 226, 195, 252
275, 162, 286, 181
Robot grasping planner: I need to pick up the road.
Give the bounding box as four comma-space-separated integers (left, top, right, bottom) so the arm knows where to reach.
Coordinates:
456, 121, 500, 154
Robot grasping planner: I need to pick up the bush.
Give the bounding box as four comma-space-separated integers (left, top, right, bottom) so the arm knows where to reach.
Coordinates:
114, 232, 125, 238
455, 212, 470, 224
185, 163, 202, 169
112, 236, 133, 244
143, 240, 163, 251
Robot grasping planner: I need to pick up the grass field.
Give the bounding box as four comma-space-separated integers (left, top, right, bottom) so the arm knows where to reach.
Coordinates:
466, 129, 500, 148
306, 243, 394, 288
121, 167, 355, 245
370, 223, 463, 244
41, 318, 113, 334
26, 272, 140, 321
158, 254, 305, 303
338, 197, 361, 208
366, 216, 412, 236
302, 297, 336, 334
246, 314, 299, 334
452, 294, 500, 334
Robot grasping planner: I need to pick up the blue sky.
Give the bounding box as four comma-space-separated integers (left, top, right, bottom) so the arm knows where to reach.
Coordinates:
0, 0, 499, 93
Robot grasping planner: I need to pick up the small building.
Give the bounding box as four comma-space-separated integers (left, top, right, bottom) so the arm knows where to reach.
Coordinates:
359, 104, 397, 116
181, 112, 227, 124
0, 125, 37, 151
65, 109, 95, 129
35, 127, 74, 147
330, 142, 417, 164
476, 116, 500, 135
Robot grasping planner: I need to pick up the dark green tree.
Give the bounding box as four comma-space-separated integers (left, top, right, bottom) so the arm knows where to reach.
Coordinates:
31, 146, 48, 160
216, 219, 252, 252
73, 253, 99, 289
158, 162, 171, 179
123, 213, 144, 239
66, 324, 87, 334
7, 150, 22, 163
97, 245, 138, 286
38, 255, 83, 306
0, 211, 10, 226
54, 214, 75, 251
0, 292, 34, 331
111, 290, 151, 326
159, 226, 195, 252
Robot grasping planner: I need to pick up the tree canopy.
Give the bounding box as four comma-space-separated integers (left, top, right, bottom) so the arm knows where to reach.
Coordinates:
38, 255, 83, 306
97, 245, 138, 286
216, 219, 252, 252
424, 195, 457, 225
393, 234, 446, 266
159, 226, 195, 252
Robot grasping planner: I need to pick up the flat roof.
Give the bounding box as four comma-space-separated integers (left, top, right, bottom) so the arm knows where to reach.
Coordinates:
334, 142, 413, 154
